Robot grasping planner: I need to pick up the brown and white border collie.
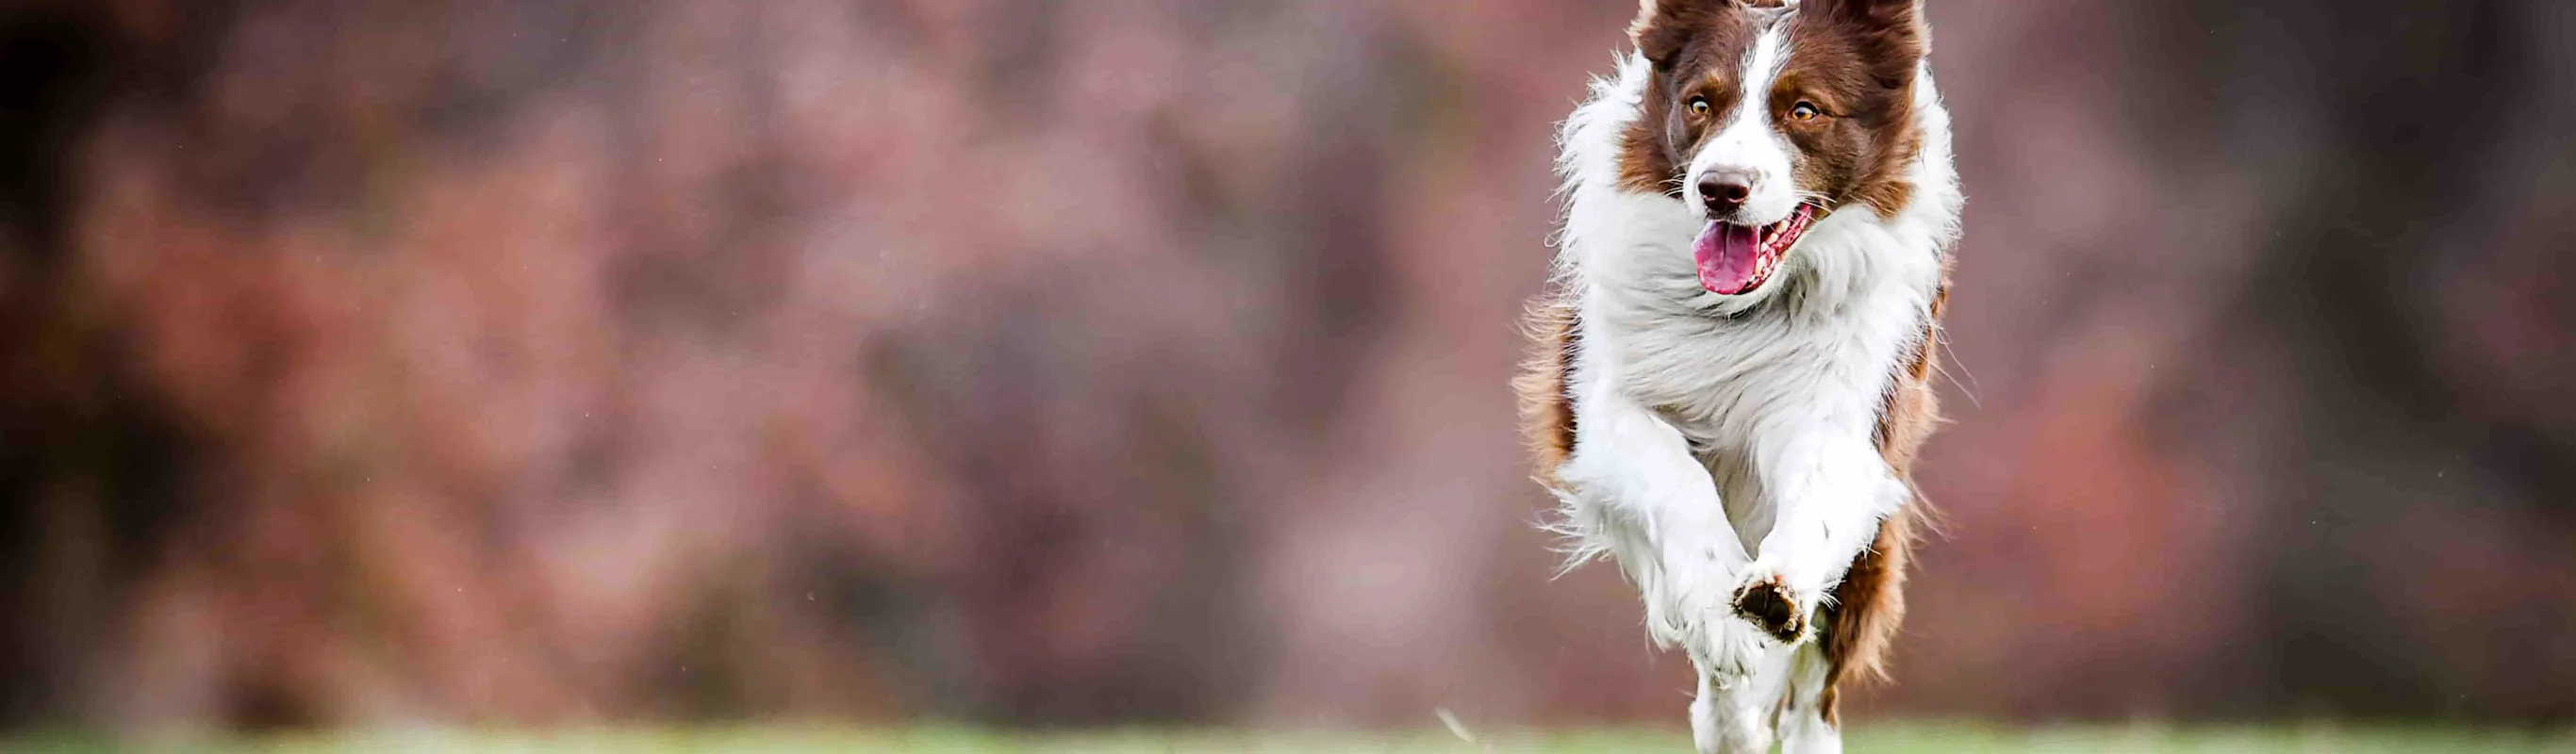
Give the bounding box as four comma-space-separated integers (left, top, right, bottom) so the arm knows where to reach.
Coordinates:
1517, 1, 1960, 750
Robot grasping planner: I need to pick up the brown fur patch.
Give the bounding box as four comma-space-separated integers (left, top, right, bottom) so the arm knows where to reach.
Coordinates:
1779, 0, 1926, 220
1514, 288, 1581, 481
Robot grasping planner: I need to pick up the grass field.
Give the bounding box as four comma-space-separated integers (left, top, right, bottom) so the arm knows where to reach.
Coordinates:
10, 723, 2575, 754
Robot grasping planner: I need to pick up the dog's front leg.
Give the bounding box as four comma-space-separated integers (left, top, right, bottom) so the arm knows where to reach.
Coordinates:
1558, 386, 1765, 679
1729, 423, 1905, 644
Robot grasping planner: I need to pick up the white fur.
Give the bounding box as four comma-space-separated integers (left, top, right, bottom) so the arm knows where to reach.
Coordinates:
1545, 12, 1963, 753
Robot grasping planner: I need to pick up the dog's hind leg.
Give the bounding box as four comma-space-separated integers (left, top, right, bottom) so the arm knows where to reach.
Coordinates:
1776, 643, 1842, 754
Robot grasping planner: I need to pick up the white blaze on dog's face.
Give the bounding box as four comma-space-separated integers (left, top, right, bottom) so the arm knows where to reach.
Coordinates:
1622, 0, 1927, 295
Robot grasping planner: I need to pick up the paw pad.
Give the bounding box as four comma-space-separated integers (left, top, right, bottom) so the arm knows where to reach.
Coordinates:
1730, 576, 1808, 644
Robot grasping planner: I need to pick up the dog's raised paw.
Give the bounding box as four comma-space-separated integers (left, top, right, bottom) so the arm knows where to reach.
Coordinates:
1729, 573, 1808, 644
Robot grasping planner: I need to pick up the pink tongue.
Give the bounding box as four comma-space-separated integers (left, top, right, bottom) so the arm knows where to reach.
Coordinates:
1693, 222, 1761, 294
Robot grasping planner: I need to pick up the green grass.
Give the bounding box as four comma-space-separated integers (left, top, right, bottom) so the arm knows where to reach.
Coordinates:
10, 723, 2572, 753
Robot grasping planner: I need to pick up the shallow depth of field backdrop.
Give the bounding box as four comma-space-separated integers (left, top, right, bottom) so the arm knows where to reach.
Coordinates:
1, 0, 2572, 734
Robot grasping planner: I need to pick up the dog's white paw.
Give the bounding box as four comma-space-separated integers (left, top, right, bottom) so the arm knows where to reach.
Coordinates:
1729, 562, 1818, 645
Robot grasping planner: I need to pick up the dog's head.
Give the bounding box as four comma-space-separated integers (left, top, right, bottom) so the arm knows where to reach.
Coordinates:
1619, 0, 1927, 296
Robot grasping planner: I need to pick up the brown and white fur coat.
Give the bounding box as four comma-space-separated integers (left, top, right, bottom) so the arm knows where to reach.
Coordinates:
1517, 1, 1959, 751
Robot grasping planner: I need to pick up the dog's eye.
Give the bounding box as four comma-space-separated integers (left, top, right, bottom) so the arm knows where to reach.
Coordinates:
1789, 101, 1823, 122
1688, 96, 1712, 117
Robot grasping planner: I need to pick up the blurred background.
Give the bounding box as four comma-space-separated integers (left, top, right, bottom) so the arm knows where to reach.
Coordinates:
0, 0, 2570, 736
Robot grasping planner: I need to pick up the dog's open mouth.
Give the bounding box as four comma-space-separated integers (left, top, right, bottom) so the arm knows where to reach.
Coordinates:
1693, 204, 1817, 295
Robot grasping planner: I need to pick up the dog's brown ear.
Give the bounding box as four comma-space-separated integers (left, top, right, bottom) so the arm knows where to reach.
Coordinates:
1630, 0, 1738, 65
1806, 0, 1920, 27
1805, 0, 1927, 80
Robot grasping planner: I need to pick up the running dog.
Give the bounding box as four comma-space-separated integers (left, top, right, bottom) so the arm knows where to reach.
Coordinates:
1518, 1, 1961, 750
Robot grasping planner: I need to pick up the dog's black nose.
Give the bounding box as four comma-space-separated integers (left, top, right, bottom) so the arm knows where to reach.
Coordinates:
1698, 171, 1754, 212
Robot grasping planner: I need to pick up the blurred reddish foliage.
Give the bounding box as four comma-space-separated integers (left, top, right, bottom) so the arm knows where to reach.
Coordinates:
0, 0, 2569, 730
